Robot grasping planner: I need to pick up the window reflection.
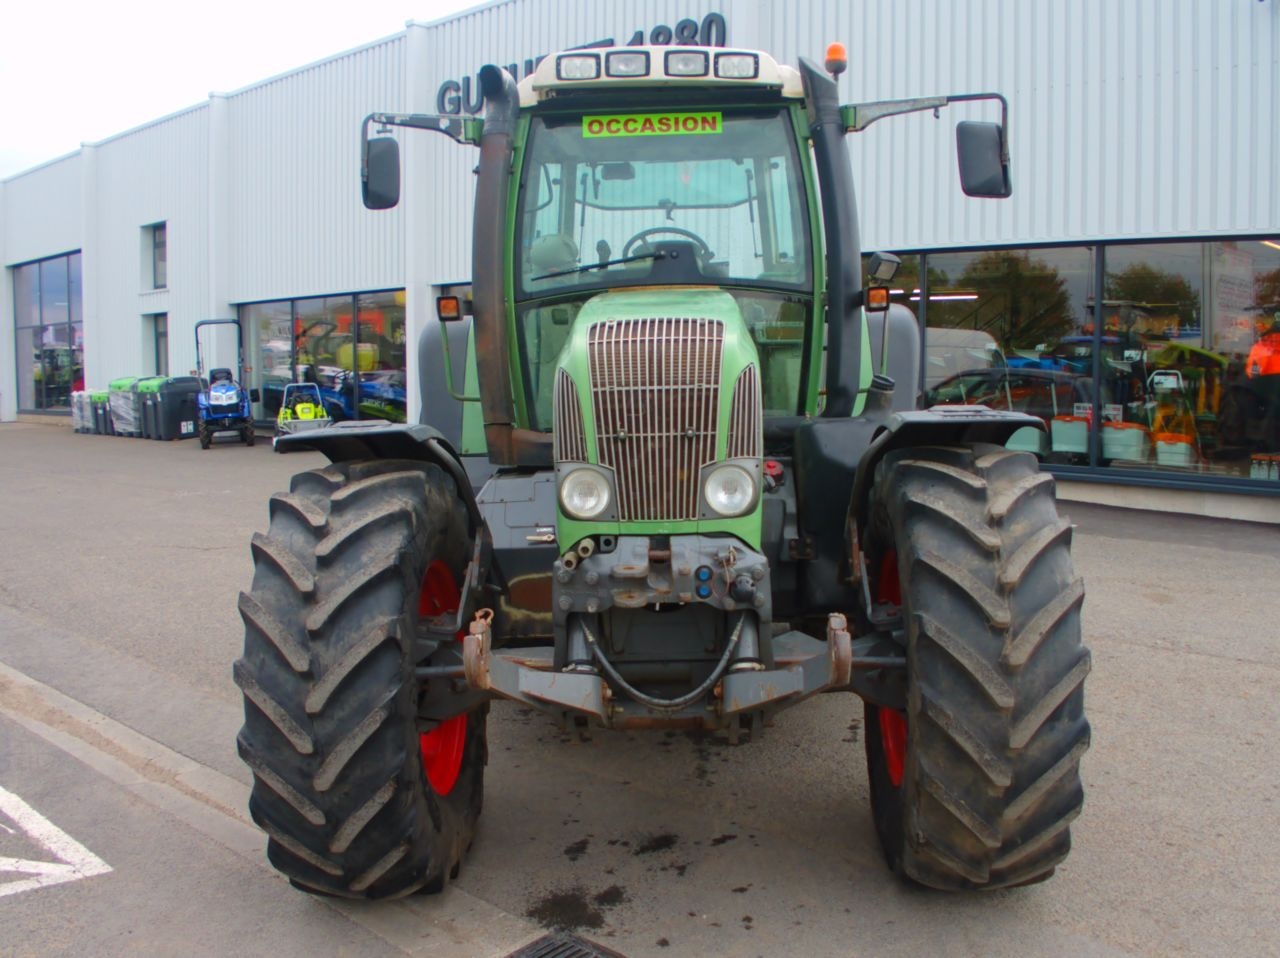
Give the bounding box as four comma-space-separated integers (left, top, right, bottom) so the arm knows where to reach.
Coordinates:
239, 290, 407, 425
1098, 241, 1280, 478
916, 240, 1280, 481
922, 247, 1093, 462
11, 253, 83, 411
245, 301, 293, 420
357, 291, 408, 423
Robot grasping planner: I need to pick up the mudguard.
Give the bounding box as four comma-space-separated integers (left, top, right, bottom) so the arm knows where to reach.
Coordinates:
275, 420, 490, 538
848, 406, 1046, 532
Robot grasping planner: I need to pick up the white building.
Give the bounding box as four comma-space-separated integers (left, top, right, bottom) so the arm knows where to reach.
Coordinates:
3, 0, 1279, 507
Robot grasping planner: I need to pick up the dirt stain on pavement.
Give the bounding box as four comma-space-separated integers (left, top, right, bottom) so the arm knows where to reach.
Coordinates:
526, 882, 629, 932
593, 884, 626, 907
526, 887, 604, 932
634, 832, 679, 855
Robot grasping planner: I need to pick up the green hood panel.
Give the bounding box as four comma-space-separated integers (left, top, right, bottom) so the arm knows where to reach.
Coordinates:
553, 287, 763, 550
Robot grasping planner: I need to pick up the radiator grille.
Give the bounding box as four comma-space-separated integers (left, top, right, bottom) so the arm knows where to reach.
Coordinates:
588, 318, 724, 521
553, 368, 588, 462
726, 366, 763, 460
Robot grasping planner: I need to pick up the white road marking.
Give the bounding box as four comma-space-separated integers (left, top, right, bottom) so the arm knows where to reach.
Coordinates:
0, 785, 112, 898
0, 661, 538, 956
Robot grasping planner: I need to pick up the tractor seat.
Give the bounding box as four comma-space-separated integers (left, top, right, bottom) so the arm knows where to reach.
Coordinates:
529, 234, 579, 274
210, 367, 234, 383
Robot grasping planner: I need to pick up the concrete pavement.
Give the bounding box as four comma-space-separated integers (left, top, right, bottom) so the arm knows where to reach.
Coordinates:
1, 421, 1276, 957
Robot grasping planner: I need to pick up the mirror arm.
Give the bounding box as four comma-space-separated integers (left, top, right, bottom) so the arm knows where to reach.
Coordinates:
359, 112, 482, 185
841, 92, 1009, 163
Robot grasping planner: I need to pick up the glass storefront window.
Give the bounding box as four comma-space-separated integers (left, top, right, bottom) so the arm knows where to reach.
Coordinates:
69, 254, 82, 324
1093, 240, 1280, 479
921, 247, 1094, 463
914, 239, 1280, 484
12, 252, 82, 412
39, 257, 69, 327
1098, 243, 1208, 473
240, 289, 408, 425
295, 296, 357, 420
1211, 239, 1280, 481
357, 290, 407, 422
14, 264, 40, 327
245, 301, 293, 420
16, 326, 38, 410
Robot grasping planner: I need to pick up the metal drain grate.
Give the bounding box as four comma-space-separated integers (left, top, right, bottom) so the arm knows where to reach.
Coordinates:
504, 932, 629, 958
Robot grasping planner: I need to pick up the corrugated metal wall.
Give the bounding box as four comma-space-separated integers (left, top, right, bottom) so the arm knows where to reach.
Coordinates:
3, 0, 1277, 416
86, 107, 210, 385
764, 0, 1280, 251
226, 34, 407, 303
405, 0, 1279, 261
1, 156, 82, 265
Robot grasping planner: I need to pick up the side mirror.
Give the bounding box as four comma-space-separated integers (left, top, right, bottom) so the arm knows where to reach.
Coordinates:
249, 388, 261, 403
956, 121, 1011, 198
363, 136, 401, 210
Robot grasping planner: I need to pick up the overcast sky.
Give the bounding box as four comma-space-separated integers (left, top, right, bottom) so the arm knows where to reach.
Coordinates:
0, 0, 480, 179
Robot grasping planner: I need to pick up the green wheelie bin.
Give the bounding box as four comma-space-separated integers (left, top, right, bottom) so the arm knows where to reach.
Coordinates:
90, 389, 112, 434
135, 377, 167, 439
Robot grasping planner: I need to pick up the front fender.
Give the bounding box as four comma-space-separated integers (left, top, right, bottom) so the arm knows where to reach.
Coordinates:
848, 406, 1045, 535
276, 420, 491, 539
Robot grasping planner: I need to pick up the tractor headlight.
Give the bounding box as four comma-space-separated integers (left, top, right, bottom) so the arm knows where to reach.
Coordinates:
559, 467, 612, 520
702, 463, 758, 517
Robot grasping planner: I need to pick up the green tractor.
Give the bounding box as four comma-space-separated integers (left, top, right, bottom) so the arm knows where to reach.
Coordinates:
235, 43, 1089, 899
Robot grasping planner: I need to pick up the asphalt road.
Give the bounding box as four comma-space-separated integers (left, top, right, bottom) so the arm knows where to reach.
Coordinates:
0, 421, 1277, 958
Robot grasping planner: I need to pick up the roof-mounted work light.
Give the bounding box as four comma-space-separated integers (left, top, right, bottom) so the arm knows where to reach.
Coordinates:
868, 251, 902, 283
715, 53, 759, 79
557, 54, 601, 80
665, 50, 709, 77
606, 51, 650, 77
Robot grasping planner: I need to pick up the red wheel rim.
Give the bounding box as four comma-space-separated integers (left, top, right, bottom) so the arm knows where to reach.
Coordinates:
877, 549, 901, 606
876, 548, 907, 789
419, 560, 461, 620
420, 714, 467, 796
879, 706, 907, 788
417, 560, 467, 796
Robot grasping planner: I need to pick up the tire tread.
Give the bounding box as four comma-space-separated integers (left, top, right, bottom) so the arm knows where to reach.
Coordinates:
867, 442, 1090, 890
234, 460, 483, 899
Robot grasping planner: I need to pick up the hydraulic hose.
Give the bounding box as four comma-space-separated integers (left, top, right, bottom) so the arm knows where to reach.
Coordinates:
579, 614, 746, 713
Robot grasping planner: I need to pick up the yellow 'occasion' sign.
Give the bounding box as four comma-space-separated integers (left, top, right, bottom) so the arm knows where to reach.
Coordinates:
582, 112, 723, 138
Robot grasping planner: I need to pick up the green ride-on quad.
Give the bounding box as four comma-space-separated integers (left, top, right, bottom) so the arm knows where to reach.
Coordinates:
273, 382, 332, 452
235, 43, 1089, 899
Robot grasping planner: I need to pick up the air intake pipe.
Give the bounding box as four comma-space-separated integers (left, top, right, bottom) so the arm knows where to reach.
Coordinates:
471, 65, 552, 466
799, 59, 864, 419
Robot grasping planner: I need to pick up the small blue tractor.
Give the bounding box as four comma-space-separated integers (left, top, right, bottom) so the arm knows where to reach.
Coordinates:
195, 318, 258, 449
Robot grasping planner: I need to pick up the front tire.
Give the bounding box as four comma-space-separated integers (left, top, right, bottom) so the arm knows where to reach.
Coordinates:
864, 444, 1090, 890
234, 459, 485, 899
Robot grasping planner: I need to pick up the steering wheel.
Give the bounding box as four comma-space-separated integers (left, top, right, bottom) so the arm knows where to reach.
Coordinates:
621, 227, 714, 261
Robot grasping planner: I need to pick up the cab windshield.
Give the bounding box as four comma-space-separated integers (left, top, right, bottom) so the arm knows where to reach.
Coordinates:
516, 109, 811, 297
